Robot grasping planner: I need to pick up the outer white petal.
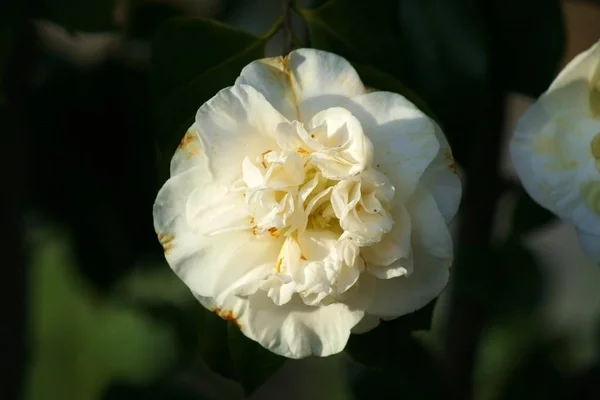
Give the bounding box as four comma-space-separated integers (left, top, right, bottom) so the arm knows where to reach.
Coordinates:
421, 122, 462, 223
194, 84, 288, 185
365, 249, 450, 318
343, 91, 440, 203
577, 229, 600, 263
547, 39, 600, 113
236, 48, 366, 122
154, 165, 283, 298
170, 122, 208, 176
215, 292, 367, 359
510, 40, 600, 237
406, 184, 454, 260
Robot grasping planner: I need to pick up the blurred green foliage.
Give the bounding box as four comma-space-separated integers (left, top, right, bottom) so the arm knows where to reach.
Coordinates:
4, 0, 600, 399
25, 224, 177, 400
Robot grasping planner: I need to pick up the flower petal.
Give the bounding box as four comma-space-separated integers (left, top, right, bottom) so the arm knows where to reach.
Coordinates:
510, 107, 600, 234
362, 204, 413, 279
154, 165, 282, 298
365, 249, 450, 318
170, 122, 209, 176
421, 122, 462, 223
195, 84, 288, 185
547, 39, 600, 115
577, 228, 600, 263
344, 91, 440, 203
236, 48, 365, 122
226, 292, 366, 359
407, 184, 454, 259
307, 107, 374, 179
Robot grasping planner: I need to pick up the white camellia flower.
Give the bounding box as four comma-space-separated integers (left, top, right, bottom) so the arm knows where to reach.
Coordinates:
153, 49, 461, 358
510, 40, 600, 263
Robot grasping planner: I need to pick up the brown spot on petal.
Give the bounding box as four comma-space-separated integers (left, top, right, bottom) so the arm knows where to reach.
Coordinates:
268, 227, 280, 238
213, 308, 242, 329
261, 149, 272, 169
156, 231, 175, 255
445, 151, 458, 175
178, 131, 201, 158
300, 254, 307, 260
252, 226, 258, 235
297, 148, 310, 156
275, 257, 283, 273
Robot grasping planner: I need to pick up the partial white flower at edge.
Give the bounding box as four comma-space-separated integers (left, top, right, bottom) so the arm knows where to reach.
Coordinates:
510, 40, 600, 264
153, 48, 462, 358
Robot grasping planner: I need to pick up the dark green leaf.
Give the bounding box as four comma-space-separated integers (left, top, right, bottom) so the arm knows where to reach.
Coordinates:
152, 17, 272, 180
38, 0, 117, 32
456, 244, 543, 318
395, 0, 488, 127
227, 324, 286, 396
498, 342, 566, 400
197, 308, 237, 380
489, 0, 565, 96
351, 336, 444, 399
345, 300, 437, 368
511, 184, 557, 238
299, 0, 399, 72
127, 1, 183, 41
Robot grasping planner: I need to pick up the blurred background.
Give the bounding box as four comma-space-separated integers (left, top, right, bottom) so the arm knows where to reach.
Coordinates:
2, 0, 600, 399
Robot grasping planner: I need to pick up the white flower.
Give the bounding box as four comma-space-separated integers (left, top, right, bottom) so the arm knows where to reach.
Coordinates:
510, 40, 600, 263
153, 49, 461, 358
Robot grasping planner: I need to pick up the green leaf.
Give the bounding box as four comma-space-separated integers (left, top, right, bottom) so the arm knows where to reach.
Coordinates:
227, 324, 286, 396
345, 300, 437, 368
127, 1, 183, 41
395, 0, 488, 127
498, 342, 566, 400
457, 244, 543, 318
197, 308, 237, 381
489, 0, 565, 96
37, 0, 117, 32
351, 335, 444, 399
299, 0, 400, 72
25, 225, 177, 400
152, 17, 275, 180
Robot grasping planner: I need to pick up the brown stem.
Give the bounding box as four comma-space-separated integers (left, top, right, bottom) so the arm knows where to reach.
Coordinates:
443, 68, 507, 400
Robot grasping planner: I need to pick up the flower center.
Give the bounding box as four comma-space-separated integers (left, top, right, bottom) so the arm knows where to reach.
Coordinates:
233, 108, 396, 306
